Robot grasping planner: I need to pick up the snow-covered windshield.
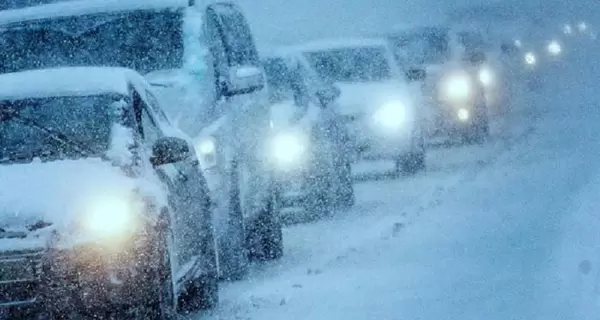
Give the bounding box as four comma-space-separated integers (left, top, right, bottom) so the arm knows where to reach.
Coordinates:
304, 46, 391, 82
0, 9, 183, 74
389, 29, 451, 65
0, 95, 116, 163
263, 57, 308, 104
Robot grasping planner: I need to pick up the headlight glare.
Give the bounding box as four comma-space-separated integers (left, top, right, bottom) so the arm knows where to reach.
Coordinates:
478, 67, 494, 87
440, 72, 472, 103
81, 195, 140, 239
372, 101, 406, 130
457, 108, 470, 121
547, 40, 562, 56
270, 131, 308, 169
524, 52, 537, 65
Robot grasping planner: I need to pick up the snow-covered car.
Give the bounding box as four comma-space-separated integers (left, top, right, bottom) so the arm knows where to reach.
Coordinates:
0, 0, 283, 282
286, 38, 427, 176
0, 67, 218, 319
386, 27, 491, 143
261, 52, 355, 219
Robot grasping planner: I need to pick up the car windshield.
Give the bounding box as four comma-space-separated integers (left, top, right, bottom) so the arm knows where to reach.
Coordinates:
390, 29, 451, 65
262, 57, 308, 104
0, 95, 116, 164
304, 46, 392, 82
0, 9, 183, 74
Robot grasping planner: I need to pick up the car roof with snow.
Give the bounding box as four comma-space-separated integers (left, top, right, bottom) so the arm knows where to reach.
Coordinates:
0, 67, 140, 100
277, 38, 390, 55
0, 0, 190, 28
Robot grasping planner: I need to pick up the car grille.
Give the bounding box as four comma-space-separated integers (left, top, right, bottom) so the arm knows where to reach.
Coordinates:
0, 249, 44, 308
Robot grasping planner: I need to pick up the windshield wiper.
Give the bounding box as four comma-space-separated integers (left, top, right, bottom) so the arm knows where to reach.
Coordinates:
0, 108, 93, 156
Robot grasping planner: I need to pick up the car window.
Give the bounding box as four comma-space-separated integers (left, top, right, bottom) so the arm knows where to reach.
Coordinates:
145, 89, 170, 124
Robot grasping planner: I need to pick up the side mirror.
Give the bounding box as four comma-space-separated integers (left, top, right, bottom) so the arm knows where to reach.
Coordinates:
405, 68, 427, 82
223, 65, 265, 96
150, 137, 191, 166
316, 85, 341, 106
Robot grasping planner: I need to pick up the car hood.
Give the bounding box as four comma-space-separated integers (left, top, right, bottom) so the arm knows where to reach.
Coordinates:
0, 158, 166, 232
334, 80, 422, 116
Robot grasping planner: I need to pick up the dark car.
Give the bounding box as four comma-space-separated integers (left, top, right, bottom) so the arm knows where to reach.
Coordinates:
0, 67, 218, 319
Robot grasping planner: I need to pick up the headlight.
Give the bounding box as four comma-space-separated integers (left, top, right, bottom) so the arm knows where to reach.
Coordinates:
578, 21, 588, 32
372, 101, 407, 130
514, 39, 522, 48
269, 131, 309, 169
440, 72, 473, 103
564, 24, 573, 35
81, 195, 141, 239
478, 66, 494, 87
524, 52, 537, 65
547, 40, 562, 56
457, 108, 470, 121
195, 137, 216, 166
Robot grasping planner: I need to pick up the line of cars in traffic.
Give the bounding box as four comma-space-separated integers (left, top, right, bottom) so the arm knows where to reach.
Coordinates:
0, 0, 593, 318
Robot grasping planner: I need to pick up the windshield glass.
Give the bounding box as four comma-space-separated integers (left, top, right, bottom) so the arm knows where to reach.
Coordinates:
304, 46, 391, 82
390, 29, 450, 65
262, 57, 308, 104
0, 10, 183, 74
0, 95, 116, 164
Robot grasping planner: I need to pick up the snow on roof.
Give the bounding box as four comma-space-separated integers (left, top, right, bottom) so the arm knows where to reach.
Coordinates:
0, 0, 189, 27
0, 67, 135, 100
279, 38, 389, 55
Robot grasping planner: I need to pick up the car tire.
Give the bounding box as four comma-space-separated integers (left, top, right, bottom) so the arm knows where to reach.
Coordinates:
394, 134, 426, 176
246, 198, 284, 261
464, 113, 490, 144
177, 274, 219, 312
303, 168, 335, 220
143, 228, 176, 320
334, 161, 355, 209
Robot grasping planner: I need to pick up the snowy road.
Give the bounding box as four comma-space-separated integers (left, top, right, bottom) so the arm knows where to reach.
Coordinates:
190, 43, 599, 320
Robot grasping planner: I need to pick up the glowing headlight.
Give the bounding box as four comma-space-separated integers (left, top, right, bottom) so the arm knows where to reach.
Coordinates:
514, 39, 522, 48
372, 101, 407, 130
457, 108, 470, 121
524, 52, 537, 65
564, 24, 573, 35
81, 195, 140, 238
578, 21, 588, 32
270, 131, 308, 169
478, 66, 494, 87
197, 138, 215, 155
547, 40, 562, 56
441, 72, 472, 103
195, 137, 217, 167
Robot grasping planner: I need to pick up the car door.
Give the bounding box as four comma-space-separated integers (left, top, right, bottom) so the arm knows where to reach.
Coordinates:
134, 87, 216, 277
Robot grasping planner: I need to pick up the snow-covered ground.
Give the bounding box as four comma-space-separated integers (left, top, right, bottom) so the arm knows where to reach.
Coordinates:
183, 39, 600, 319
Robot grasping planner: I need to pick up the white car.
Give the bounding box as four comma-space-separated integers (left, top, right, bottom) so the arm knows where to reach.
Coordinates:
261, 51, 355, 220
0, 67, 217, 318
0, 0, 284, 282
282, 38, 427, 176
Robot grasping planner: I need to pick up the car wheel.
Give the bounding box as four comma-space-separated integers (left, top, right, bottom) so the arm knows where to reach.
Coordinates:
334, 161, 355, 209
177, 274, 219, 312
303, 166, 335, 220
218, 158, 250, 281
143, 228, 176, 320
394, 135, 426, 176
464, 113, 490, 145
246, 196, 284, 261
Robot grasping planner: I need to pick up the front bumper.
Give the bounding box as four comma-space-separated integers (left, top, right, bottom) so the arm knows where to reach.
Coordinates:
0, 234, 158, 316
427, 102, 485, 138
342, 115, 414, 160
